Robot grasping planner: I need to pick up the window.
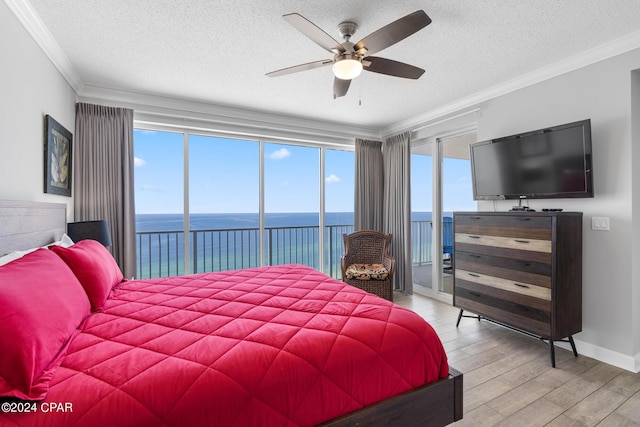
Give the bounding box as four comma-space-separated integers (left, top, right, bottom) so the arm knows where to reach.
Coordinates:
134, 129, 354, 278
189, 135, 260, 272
134, 130, 184, 279
324, 149, 355, 278
264, 142, 320, 268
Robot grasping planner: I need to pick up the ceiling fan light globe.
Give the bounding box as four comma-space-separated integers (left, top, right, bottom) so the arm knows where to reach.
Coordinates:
333, 59, 363, 80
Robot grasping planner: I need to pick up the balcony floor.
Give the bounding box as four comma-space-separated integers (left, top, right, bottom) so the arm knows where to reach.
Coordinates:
412, 262, 453, 294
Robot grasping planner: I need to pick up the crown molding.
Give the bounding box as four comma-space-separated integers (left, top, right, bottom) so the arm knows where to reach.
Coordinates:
5, 0, 81, 92
382, 28, 640, 137
78, 85, 379, 145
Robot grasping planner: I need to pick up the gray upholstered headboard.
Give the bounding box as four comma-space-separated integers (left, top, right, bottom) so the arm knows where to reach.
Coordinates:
0, 200, 67, 255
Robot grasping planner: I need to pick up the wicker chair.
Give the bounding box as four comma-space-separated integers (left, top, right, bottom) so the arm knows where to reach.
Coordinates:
340, 230, 395, 301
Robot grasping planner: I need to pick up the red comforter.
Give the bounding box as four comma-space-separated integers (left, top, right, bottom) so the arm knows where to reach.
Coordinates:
3, 264, 448, 427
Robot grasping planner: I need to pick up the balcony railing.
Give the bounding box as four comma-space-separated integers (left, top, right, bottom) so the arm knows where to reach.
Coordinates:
136, 221, 435, 280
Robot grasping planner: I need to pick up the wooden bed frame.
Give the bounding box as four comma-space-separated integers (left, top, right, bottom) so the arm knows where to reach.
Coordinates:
321, 367, 463, 427
0, 199, 463, 426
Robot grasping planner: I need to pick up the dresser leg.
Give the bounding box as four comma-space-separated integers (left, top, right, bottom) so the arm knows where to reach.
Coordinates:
456, 309, 482, 327
568, 336, 578, 357
549, 340, 556, 368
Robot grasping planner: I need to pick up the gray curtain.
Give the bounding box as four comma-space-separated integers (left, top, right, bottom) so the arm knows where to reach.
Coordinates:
354, 138, 384, 231
383, 132, 413, 294
74, 103, 136, 278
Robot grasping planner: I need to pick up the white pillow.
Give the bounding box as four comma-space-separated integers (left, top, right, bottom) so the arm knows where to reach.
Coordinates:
0, 234, 75, 266
52, 233, 74, 248
0, 249, 37, 266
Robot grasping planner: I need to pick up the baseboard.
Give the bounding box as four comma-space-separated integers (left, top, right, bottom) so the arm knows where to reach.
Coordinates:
554, 339, 640, 373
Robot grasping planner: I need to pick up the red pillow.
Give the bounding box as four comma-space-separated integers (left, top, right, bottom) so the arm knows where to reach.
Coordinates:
0, 249, 91, 400
50, 240, 124, 311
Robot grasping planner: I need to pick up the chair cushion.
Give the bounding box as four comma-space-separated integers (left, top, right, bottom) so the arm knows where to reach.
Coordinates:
345, 263, 389, 281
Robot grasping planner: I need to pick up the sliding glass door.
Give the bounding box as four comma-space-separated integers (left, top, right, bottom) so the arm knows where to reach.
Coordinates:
411, 141, 434, 292
411, 132, 475, 298
440, 133, 476, 294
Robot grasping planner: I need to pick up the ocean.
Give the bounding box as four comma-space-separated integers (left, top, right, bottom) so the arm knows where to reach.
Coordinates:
137, 212, 435, 232
135, 212, 438, 279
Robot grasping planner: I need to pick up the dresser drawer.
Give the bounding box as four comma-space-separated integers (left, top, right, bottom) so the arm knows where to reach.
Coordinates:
455, 268, 551, 300
455, 252, 551, 288
455, 233, 551, 253
455, 287, 551, 337
455, 214, 552, 241
455, 279, 551, 312
455, 214, 551, 229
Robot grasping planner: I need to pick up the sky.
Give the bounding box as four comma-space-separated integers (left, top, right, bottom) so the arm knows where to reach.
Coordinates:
133, 129, 476, 214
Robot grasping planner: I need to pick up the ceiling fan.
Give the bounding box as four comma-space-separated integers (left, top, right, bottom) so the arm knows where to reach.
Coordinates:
266, 10, 432, 99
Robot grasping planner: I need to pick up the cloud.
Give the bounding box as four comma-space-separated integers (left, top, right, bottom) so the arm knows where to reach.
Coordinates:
134, 157, 146, 167
269, 148, 291, 160
325, 174, 340, 183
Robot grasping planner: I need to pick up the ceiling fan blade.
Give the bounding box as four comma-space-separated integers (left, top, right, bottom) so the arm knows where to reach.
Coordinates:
354, 10, 431, 56
364, 56, 425, 79
266, 59, 334, 77
284, 13, 346, 54
333, 77, 351, 99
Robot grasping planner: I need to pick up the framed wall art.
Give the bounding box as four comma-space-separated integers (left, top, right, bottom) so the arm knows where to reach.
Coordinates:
44, 115, 72, 197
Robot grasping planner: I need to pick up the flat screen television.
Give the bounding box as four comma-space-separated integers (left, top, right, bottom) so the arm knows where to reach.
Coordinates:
470, 119, 593, 200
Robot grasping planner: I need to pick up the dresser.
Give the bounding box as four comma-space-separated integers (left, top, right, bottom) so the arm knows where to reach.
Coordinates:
453, 211, 582, 367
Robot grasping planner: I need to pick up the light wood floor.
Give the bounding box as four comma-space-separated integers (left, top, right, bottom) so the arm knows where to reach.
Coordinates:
394, 293, 640, 426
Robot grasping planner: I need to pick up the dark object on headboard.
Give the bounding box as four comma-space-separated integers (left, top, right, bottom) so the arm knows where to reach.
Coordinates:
67, 220, 112, 247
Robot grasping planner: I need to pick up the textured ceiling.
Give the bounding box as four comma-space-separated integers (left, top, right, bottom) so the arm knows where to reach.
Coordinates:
23, 0, 640, 129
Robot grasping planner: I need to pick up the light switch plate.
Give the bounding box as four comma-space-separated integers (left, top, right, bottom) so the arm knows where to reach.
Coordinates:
592, 217, 610, 231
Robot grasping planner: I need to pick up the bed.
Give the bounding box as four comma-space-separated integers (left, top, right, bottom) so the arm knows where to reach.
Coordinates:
0, 200, 462, 427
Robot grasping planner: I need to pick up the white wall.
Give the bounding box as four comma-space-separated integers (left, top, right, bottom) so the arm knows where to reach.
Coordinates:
0, 2, 76, 218
631, 69, 640, 366
475, 48, 640, 371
